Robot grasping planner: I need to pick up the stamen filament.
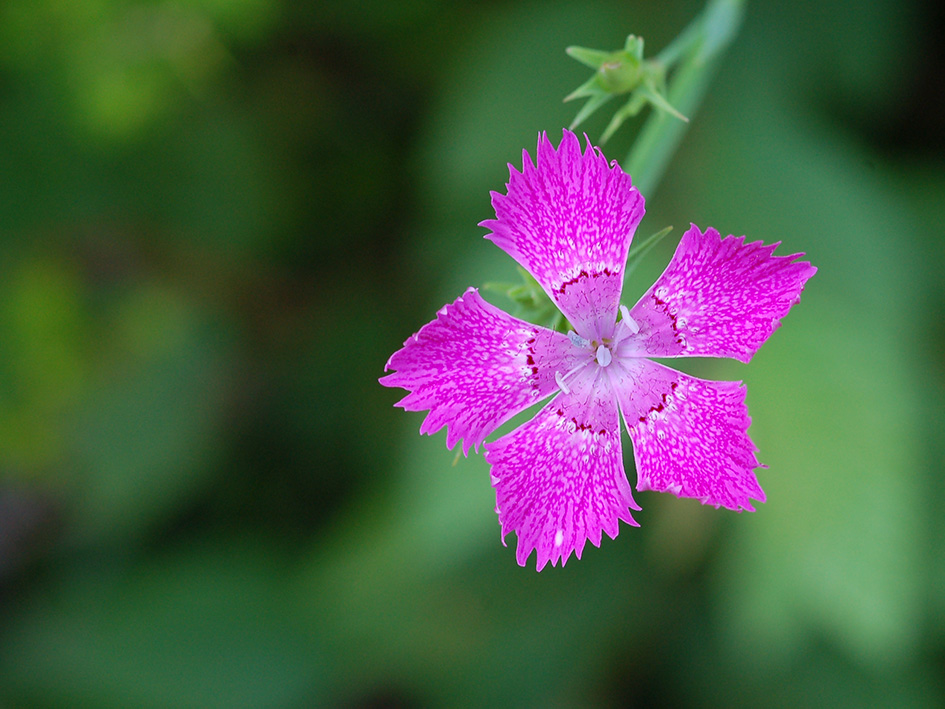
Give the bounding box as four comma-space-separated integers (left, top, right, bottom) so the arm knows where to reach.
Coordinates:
619, 304, 640, 334
554, 356, 594, 395
555, 370, 571, 395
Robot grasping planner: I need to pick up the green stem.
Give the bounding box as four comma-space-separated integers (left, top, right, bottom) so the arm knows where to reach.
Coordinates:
624, 0, 746, 196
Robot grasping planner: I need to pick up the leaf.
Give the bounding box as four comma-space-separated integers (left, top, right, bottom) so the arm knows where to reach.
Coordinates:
0, 541, 318, 707
64, 284, 235, 546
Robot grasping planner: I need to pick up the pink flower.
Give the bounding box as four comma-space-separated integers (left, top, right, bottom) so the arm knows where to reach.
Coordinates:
381, 130, 816, 570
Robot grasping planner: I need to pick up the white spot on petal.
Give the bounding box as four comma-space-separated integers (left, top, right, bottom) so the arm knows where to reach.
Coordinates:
554, 530, 563, 547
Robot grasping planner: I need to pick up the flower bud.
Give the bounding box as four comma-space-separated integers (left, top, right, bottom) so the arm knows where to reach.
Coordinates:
596, 52, 644, 94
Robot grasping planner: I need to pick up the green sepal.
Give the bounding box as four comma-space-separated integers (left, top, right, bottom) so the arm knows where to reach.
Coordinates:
600, 92, 649, 144
639, 84, 689, 123
565, 45, 614, 69
564, 75, 602, 102
568, 92, 614, 131
623, 34, 645, 59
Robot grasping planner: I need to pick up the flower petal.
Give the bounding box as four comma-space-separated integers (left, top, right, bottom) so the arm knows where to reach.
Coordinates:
480, 130, 645, 341
613, 358, 764, 511
380, 288, 587, 454
623, 225, 816, 362
485, 364, 639, 571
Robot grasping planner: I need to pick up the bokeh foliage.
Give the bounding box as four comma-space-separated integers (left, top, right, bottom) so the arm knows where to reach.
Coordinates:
1, 0, 943, 706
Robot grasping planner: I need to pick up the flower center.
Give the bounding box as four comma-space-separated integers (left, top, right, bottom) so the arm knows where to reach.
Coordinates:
595, 343, 612, 367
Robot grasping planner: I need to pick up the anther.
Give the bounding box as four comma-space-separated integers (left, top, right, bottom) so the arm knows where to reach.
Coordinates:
568, 331, 590, 348
596, 345, 612, 367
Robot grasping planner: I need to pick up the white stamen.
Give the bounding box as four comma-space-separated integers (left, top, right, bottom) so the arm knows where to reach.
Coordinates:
567, 331, 590, 348
596, 345, 612, 367
555, 371, 571, 394
620, 305, 640, 334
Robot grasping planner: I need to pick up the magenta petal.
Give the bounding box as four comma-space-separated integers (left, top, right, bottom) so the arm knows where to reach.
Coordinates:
380, 288, 586, 454
485, 365, 639, 571
625, 225, 817, 362
613, 359, 764, 511
480, 130, 645, 340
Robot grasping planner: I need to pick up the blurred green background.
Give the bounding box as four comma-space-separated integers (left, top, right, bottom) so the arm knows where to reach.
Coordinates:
1, 0, 943, 706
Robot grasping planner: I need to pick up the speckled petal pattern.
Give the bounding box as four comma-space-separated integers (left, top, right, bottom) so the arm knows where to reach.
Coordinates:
382, 128, 817, 571
613, 358, 764, 511
381, 288, 586, 454
480, 130, 645, 340
624, 225, 816, 362
485, 365, 639, 570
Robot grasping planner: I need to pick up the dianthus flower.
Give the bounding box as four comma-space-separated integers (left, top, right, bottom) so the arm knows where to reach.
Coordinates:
381, 130, 815, 570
